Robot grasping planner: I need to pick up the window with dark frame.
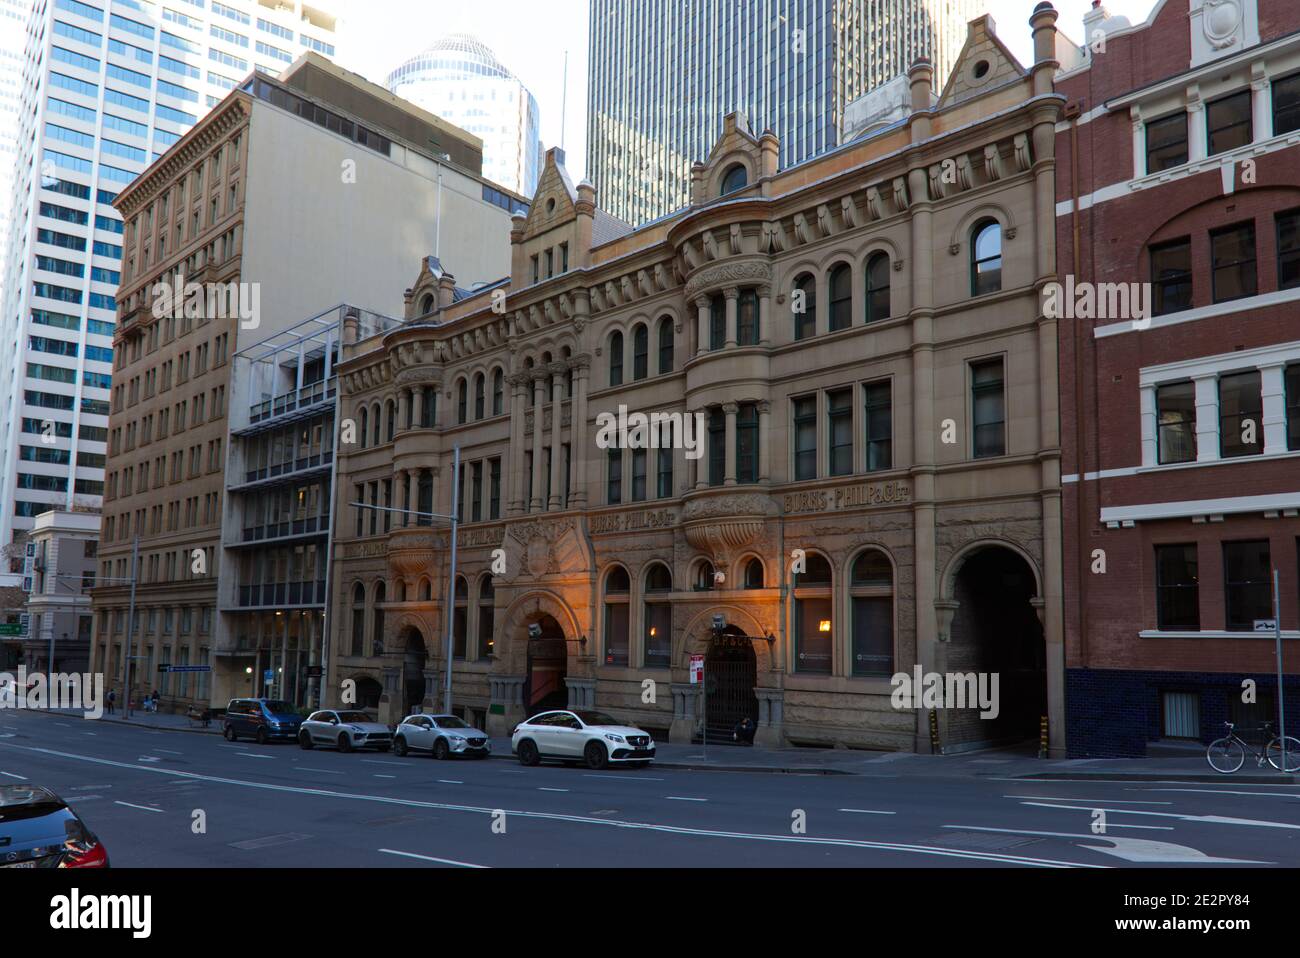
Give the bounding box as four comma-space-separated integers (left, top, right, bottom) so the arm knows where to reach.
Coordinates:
603, 567, 630, 666
737, 402, 758, 483
606, 446, 621, 505
970, 220, 1002, 296
631, 447, 647, 502
793, 554, 833, 675
829, 264, 852, 331
709, 294, 726, 350
644, 565, 672, 668
1210, 222, 1257, 303
1156, 381, 1197, 464
707, 407, 725, 486
1272, 71, 1300, 137
864, 379, 892, 472
793, 395, 817, 480
1219, 371, 1263, 459
793, 273, 816, 340
1278, 209, 1300, 291
489, 457, 501, 519
971, 358, 1006, 458
609, 331, 623, 385
1287, 364, 1300, 452
1150, 238, 1193, 314
737, 288, 759, 345
1155, 544, 1199, 630
1223, 540, 1272, 631
1206, 90, 1252, 155
850, 550, 894, 676
828, 388, 853, 476
1145, 111, 1189, 172
865, 252, 890, 323
632, 324, 648, 380
658, 316, 674, 373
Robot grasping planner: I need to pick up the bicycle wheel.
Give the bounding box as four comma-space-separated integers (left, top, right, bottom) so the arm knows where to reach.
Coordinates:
1206, 737, 1245, 773
1265, 736, 1300, 772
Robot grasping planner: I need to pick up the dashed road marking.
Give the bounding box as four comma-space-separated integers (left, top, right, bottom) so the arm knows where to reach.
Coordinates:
1, 770, 27, 780
838, 808, 896, 815
378, 848, 489, 868
115, 801, 164, 813
665, 796, 708, 802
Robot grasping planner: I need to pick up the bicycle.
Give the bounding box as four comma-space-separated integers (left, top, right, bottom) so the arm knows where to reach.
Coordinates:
1205, 721, 1300, 773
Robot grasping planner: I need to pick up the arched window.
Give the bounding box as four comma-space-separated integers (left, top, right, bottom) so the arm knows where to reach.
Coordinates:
452, 575, 468, 659
971, 219, 1003, 296
632, 323, 649, 380
865, 252, 891, 323
603, 567, 630, 666
694, 560, 716, 592
737, 289, 759, 345
418, 577, 432, 602
709, 294, 726, 350
736, 402, 758, 483
473, 373, 485, 420
492, 368, 504, 416
358, 407, 368, 448
385, 399, 395, 442
371, 581, 386, 657
416, 470, 433, 525
421, 386, 437, 428
350, 583, 365, 656
743, 557, 765, 590
419, 293, 434, 315
721, 163, 748, 195
850, 550, 894, 676
793, 554, 833, 674
371, 403, 381, 446
829, 263, 852, 331
644, 564, 672, 668
457, 379, 468, 424
793, 273, 816, 340
477, 576, 495, 660
657, 316, 674, 374
609, 331, 624, 386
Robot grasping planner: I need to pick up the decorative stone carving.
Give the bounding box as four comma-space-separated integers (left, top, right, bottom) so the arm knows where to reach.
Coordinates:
683, 261, 773, 301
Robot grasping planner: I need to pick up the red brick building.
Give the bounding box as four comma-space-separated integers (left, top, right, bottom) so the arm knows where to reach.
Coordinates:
1056, 0, 1300, 756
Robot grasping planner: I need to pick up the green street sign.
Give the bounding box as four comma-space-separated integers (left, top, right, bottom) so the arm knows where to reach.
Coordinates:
0, 624, 22, 636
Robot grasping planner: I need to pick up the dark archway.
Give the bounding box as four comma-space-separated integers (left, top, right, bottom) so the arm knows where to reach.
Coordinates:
703, 625, 758, 743
947, 547, 1046, 749
354, 675, 383, 712
524, 615, 568, 714
400, 627, 427, 717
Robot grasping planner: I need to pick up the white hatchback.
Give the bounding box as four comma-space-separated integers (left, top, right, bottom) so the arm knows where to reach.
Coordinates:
511, 709, 656, 769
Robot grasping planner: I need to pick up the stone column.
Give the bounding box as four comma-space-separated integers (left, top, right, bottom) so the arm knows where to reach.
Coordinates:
1187, 89, 1207, 163
1260, 363, 1288, 455
564, 676, 596, 710
758, 401, 771, 482
754, 687, 784, 747
724, 287, 739, 347
723, 401, 738, 485
572, 358, 590, 506
548, 364, 564, 510
692, 409, 707, 490
397, 390, 409, 431
1139, 387, 1158, 467
670, 682, 701, 744
487, 674, 526, 737
758, 286, 772, 345
411, 388, 424, 429
1194, 374, 1220, 462
695, 296, 710, 355
530, 375, 546, 511
508, 375, 526, 515
1251, 66, 1270, 142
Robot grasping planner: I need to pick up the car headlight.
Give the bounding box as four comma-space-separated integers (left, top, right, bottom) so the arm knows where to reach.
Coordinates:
604, 733, 626, 744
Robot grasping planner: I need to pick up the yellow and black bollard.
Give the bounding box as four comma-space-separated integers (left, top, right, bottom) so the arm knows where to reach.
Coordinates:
929, 708, 942, 755
1038, 715, 1049, 759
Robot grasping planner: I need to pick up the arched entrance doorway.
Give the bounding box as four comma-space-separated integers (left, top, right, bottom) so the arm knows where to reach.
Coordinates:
524, 615, 568, 713
399, 627, 427, 717
703, 625, 758, 742
947, 546, 1046, 748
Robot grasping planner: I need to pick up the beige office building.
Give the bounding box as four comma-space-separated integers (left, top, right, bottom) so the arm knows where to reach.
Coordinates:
90, 54, 522, 712
330, 11, 1069, 753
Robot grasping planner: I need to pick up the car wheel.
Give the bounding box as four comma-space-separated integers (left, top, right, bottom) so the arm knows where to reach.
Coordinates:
393, 737, 408, 757
338, 734, 353, 754
433, 738, 450, 761
584, 741, 609, 771
255, 727, 268, 746
223, 725, 237, 742
298, 731, 313, 750
517, 739, 540, 766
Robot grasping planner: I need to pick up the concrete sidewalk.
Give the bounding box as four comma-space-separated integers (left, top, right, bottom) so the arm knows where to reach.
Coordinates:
17, 707, 1298, 782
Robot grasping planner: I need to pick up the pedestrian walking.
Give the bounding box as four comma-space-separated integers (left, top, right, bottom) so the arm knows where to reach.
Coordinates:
106, 689, 116, 715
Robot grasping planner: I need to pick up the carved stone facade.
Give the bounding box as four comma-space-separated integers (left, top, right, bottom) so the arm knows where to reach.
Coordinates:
327, 12, 1069, 753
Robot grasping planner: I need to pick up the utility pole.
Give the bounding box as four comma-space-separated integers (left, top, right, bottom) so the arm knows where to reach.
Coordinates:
1274, 569, 1287, 775
120, 536, 139, 717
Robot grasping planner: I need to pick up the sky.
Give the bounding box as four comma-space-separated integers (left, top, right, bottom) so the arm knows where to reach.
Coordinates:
332, 1, 1162, 187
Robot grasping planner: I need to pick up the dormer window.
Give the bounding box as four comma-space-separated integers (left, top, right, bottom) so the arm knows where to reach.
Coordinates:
721, 164, 748, 196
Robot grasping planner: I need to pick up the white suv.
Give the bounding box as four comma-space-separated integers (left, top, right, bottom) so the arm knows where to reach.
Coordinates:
512, 710, 655, 769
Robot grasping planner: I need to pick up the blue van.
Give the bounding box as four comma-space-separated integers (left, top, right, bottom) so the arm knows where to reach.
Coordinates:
222, 698, 303, 744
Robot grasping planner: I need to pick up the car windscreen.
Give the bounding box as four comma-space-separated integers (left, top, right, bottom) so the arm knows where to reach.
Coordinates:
262, 701, 295, 716
575, 711, 619, 727
432, 717, 470, 728
337, 711, 371, 724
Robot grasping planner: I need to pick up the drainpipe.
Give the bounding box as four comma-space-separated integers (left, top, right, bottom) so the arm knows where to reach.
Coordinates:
1068, 103, 1090, 667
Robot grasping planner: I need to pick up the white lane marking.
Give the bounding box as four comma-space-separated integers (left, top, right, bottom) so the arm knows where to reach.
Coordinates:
298, 768, 343, 775
1018, 800, 1300, 830
838, 808, 896, 815
437, 780, 463, 785
378, 848, 489, 868
1, 770, 27, 780
237, 753, 273, 760
137, 756, 159, 763
665, 796, 708, 802
153, 748, 183, 755
992, 776, 1297, 787
0, 740, 1102, 868
583, 774, 665, 781
498, 769, 525, 774
1096, 824, 1176, 831
538, 787, 569, 792
83, 732, 97, 736
361, 760, 405, 767
1004, 795, 1172, 804
374, 774, 397, 779
945, 825, 1267, 864
1143, 788, 1299, 799
114, 801, 164, 813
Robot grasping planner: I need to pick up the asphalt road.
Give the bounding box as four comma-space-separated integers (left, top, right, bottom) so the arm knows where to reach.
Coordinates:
2, 709, 1299, 868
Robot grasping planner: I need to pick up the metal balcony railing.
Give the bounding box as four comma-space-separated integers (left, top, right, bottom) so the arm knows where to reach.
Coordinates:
235, 580, 327, 608
242, 449, 333, 484
248, 379, 337, 425
240, 512, 331, 543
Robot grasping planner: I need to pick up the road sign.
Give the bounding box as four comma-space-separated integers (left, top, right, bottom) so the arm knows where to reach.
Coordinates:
0, 624, 21, 636
158, 665, 211, 673
689, 654, 704, 685
264, 669, 275, 684
1255, 619, 1278, 632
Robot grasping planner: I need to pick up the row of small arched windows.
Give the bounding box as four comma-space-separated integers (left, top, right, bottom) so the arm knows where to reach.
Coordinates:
609, 316, 674, 387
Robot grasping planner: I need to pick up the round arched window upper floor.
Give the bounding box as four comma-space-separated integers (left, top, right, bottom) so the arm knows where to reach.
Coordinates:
492, 368, 504, 416
609, 330, 624, 386
720, 163, 748, 196
865, 252, 891, 323
419, 293, 434, 316
632, 323, 649, 380
743, 557, 765, 589
828, 263, 853, 332
657, 316, 674, 374
473, 373, 485, 420
694, 560, 717, 591
793, 273, 817, 340
457, 379, 468, 424
971, 219, 1003, 296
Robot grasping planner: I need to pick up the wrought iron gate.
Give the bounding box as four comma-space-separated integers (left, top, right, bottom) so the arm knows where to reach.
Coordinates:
525, 636, 568, 712
704, 631, 758, 742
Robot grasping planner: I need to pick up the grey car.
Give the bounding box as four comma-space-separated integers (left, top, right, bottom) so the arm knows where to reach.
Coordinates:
392, 713, 491, 760
298, 709, 393, 752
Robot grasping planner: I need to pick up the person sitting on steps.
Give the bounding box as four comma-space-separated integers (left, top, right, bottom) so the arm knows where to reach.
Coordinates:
733, 716, 756, 746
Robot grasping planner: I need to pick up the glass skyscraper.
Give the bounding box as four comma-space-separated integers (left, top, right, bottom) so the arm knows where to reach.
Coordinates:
0, 0, 342, 578
587, 0, 982, 226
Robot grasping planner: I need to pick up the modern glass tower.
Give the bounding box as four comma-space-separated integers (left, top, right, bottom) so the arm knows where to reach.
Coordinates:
587, 0, 983, 226
0, 0, 342, 579
385, 33, 542, 196
0, 0, 34, 297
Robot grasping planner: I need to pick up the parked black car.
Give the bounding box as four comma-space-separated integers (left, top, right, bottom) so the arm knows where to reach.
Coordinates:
0, 785, 109, 868
222, 698, 303, 744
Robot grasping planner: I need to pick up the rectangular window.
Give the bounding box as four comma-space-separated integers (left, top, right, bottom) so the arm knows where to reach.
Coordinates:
736, 403, 758, 484
1223, 540, 1271, 631
1271, 71, 1300, 137
795, 595, 833, 675
793, 396, 817, 481
827, 388, 853, 476
656, 442, 673, 499
1210, 223, 1256, 303
631, 448, 647, 502
971, 358, 1006, 459
863, 380, 892, 472
1206, 90, 1252, 155
1277, 209, 1300, 291
1219, 371, 1263, 458
737, 289, 758, 346
709, 295, 725, 351
471, 461, 483, 523
1161, 691, 1201, 739
1286, 365, 1300, 452
1155, 544, 1199, 630
1146, 112, 1188, 173
1150, 238, 1193, 314
604, 602, 629, 667
606, 447, 621, 505
1156, 381, 1197, 464
489, 457, 501, 520
707, 408, 725, 486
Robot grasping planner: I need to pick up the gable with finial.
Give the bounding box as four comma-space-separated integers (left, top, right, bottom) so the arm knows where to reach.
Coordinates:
521, 147, 578, 241
695, 112, 763, 204
406, 255, 444, 318
937, 15, 1027, 109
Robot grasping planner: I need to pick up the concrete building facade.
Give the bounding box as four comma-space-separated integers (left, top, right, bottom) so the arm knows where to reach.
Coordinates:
328, 12, 1071, 753
22, 508, 97, 675
1056, 0, 1300, 756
